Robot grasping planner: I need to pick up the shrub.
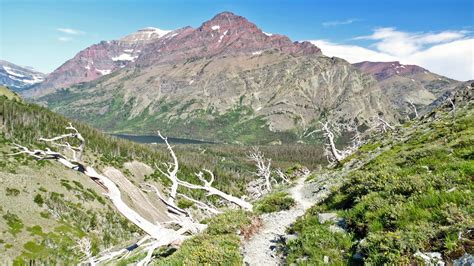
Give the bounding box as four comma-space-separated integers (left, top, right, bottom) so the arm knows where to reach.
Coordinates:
176, 198, 194, 209
34, 194, 44, 206
156, 234, 243, 265
286, 219, 354, 264
204, 210, 252, 235
5, 187, 20, 196
156, 210, 252, 264
254, 192, 296, 214
3, 212, 24, 236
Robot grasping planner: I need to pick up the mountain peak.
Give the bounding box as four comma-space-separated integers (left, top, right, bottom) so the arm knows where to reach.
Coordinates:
210, 11, 244, 21
201, 11, 257, 33
120, 27, 171, 43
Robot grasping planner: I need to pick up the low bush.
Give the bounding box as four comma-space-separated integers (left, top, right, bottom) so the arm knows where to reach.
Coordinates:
254, 192, 296, 214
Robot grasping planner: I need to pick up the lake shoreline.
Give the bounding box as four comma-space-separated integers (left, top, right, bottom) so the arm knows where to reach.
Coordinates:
112, 134, 216, 145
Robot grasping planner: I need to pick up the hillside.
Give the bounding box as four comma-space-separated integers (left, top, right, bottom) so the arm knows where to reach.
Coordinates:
0, 86, 21, 101
0, 88, 173, 263
0, 87, 327, 263
284, 83, 473, 264
33, 12, 395, 144
354, 61, 459, 119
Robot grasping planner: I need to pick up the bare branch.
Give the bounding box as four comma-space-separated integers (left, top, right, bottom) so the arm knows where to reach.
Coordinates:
177, 193, 223, 215
320, 121, 344, 164
407, 100, 419, 119
77, 237, 94, 266
177, 170, 253, 211
39, 123, 85, 161
141, 183, 188, 216
376, 116, 395, 133
156, 131, 179, 205
448, 98, 456, 122
247, 147, 272, 192
275, 168, 290, 183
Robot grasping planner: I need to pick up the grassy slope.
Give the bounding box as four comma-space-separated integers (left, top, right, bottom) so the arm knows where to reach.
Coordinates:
0, 92, 149, 263
0, 86, 21, 101
286, 94, 473, 264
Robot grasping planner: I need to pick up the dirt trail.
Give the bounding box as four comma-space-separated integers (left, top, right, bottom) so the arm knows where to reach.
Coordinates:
242, 175, 331, 265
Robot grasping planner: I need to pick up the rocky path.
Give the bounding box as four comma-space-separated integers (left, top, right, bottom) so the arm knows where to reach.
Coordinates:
242, 175, 334, 265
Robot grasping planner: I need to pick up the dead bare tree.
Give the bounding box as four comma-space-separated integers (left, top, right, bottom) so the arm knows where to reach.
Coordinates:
77, 237, 94, 266
320, 121, 346, 164
247, 147, 272, 192
448, 97, 456, 122
10, 124, 253, 265
375, 116, 395, 133
179, 169, 253, 211
319, 121, 363, 165
275, 168, 290, 184
155, 131, 179, 208
407, 100, 419, 119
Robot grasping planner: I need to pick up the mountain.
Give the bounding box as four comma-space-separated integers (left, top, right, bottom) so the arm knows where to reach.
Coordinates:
133, 12, 321, 67
26, 27, 171, 96
34, 12, 395, 144
0, 60, 45, 92
354, 61, 460, 119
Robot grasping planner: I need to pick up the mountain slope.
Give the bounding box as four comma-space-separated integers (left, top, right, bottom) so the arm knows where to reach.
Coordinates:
0, 60, 45, 92
0, 88, 174, 263
35, 12, 395, 144
285, 83, 473, 264
354, 61, 459, 119
25, 27, 171, 97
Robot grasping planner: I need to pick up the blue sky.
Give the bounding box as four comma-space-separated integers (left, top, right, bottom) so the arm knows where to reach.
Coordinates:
1, 0, 473, 79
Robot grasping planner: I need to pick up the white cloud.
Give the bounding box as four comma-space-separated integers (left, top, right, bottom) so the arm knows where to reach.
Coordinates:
58, 36, 73, 42
310, 40, 397, 63
354, 27, 468, 57
408, 39, 474, 81
309, 28, 473, 81
57, 28, 84, 35
322, 19, 359, 27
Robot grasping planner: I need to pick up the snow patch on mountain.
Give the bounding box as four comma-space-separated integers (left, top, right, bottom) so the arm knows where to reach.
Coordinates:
112, 53, 138, 62
0, 60, 45, 91
96, 69, 111, 75
120, 27, 172, 43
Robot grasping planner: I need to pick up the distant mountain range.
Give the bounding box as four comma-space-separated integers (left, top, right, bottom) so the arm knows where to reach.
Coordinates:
13, 12, 462, 143
0, 60, 45, 91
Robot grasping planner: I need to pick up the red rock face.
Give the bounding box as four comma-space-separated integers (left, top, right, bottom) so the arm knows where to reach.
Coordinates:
354, 61, 427, 81
35, 40, 147, 92
32, 11, 321, 93
136, 12, 321, 66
